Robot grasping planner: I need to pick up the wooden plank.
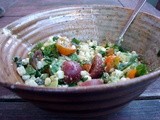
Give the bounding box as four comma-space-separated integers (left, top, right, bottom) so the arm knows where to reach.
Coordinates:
140, 78, 160, 98
0, 86, 20, 100
0, 100, 160, 120
119, 0, 160, 17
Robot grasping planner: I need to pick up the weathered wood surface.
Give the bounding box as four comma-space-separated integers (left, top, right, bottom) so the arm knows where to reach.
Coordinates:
0, 0, 159, 28
0, 0, 160, 119
0, 100, 160, 120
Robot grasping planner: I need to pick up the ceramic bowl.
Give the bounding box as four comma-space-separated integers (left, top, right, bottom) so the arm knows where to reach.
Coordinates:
0, 5, 160, 117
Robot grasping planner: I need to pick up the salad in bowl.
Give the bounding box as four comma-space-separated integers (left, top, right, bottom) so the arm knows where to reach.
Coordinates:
13, 36, 148, 87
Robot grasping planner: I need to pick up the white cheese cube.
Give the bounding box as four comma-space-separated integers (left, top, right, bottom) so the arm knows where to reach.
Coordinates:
81, 70, 89, 77
22, 58, 29, 65
16, 66, 26, 76
45, 78, 51, 86
111, 69, 124, 78
120, 77, 130, 81
84, 75, 92, 80
56, 70, 64, 79
37, 61, 45, 69
25, 79, 38, 87
22, 75, 30, 81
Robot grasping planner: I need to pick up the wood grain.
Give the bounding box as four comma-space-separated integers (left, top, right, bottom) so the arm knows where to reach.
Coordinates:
0, 100, 160, 120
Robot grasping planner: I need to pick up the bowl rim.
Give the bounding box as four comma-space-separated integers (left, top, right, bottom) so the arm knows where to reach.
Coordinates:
1, 70, 160, 93
1, 5, 160, 93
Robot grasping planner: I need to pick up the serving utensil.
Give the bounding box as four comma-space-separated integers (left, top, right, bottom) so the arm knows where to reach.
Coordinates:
116, 0, 146, 46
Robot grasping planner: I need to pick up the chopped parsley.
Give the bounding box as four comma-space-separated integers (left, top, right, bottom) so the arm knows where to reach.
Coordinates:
71, 38, 80, 45
26, 65, 36, 75
136, 64, 148, 76
42, 44, 59, 58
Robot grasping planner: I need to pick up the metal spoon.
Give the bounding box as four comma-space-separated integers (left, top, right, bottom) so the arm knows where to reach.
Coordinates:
116, 0, 146, 46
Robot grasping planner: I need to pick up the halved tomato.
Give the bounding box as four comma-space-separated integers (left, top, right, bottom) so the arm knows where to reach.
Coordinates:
56, 39, 76, 56
82, 64, 92, 72
127, 69, 137, 79
105, 55, 120, 72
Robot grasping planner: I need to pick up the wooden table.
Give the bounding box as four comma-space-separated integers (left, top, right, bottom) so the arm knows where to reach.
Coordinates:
0, 0, 160, 119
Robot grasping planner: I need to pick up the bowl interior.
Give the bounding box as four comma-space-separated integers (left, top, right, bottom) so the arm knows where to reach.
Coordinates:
0, 5, 160, 86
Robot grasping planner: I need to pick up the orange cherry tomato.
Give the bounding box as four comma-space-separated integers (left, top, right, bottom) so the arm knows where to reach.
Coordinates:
82, 64, 92, 72
56, 40, 76, 56
105, 55, 120, 72
105, 55, 115, 72
127, 69, 137, 79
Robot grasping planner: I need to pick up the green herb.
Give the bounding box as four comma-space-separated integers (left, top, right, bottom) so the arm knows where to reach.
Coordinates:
76, 49, 80, 54
58, 79, 65, 85
105, 43, 109, 48
43, 56, 55, 65
136, 64, 148, 76
118, 62, 131, 71
31, 42, 43, 52
69, 54, 79, 62
99, 50, 106, 57
101, 72, 109, 83
71, 38, 80, 45
68, 82, 77, 87
113, 44, 126, 52
81, 77, 88, 82
91, 45, 96, 50
13, 56, 20, 62
25, 65, 36, 75
35, 70, 41, 77
35, 78, 44, 85
118, 55, 138, 70
28, 52, 34, 61
39, 65, 49, 73
13, 56, 22, 67
40, 74, 49, 80
50, 60, 62, 74
157, 50, 160, 57
52, 36, 59, 41
42, 44, 59, 58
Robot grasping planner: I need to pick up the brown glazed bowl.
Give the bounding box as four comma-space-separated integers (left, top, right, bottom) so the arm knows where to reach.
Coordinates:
0, 5, 160, 117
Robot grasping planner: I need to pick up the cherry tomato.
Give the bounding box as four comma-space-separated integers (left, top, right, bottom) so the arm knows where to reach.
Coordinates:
127, 69, 137, 79
56, 39, 76, 56
89, 54, 104, 78
82, 64, 91, 72
62, 61, 82, 84
105, 55, 120, 72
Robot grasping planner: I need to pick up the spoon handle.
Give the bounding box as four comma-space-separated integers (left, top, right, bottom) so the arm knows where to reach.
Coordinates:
117, 0, 146, 45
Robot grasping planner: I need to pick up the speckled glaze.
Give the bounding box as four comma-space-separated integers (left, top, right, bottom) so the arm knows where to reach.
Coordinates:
0, 5, 160, 117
